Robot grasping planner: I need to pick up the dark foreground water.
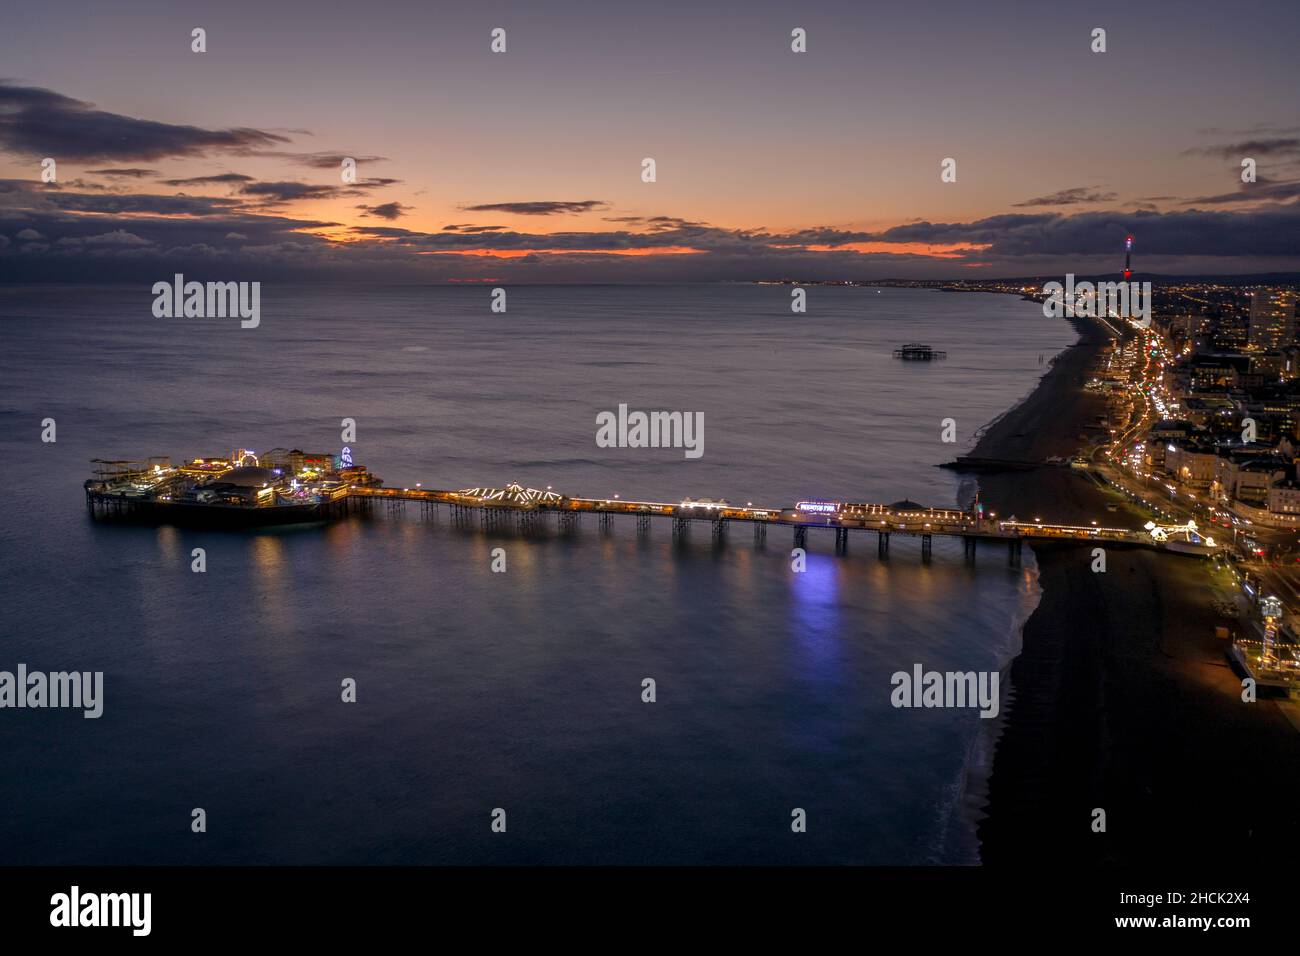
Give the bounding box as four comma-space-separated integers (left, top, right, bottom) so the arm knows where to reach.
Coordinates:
0, 284, 1072, 864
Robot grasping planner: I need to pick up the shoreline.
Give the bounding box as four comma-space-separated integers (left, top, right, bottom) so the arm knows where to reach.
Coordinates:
969, 309, 1300, 864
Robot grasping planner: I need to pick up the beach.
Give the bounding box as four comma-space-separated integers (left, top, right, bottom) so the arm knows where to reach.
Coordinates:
972, 312, 1300, 865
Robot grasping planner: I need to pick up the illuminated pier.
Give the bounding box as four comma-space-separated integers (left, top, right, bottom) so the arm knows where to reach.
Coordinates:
343, 484, 1178, 565
892, 343, 947, 360
84, 446, 1224, 563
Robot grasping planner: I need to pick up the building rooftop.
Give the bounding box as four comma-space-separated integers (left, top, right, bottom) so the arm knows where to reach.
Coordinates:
217, 466, 277, 487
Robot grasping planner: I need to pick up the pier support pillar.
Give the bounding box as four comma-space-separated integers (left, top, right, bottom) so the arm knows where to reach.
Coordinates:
673, 516, 689, 538
834, 527, 849, 554
962, 536, 976, 563
878, 531, 890, 560
636, 514, 651, 535
481, 507, 511, 531
921, 534, 932, 564
598, 512, 613, 533
754, 522, 766, 545
1009, 538, 1022, 567
711, 517, 726, 542
793, 526, 806, 549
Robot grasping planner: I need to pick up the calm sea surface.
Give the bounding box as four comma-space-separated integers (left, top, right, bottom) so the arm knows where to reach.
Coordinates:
0, 284, 1073, 864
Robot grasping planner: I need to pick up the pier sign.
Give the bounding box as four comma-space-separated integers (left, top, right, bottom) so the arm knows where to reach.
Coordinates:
796, 501, 841, 515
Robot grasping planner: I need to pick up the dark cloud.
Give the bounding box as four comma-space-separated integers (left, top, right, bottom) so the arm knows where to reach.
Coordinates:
55, 229, 151, 247
1196, 125, 1300, 137
86, 168, 157, 178
604, 215, 708, 230
1185, 138, 1300, 160
461, 200, 609, 216
161, 173, 256, 186
442, 223, 505, 232
1013, 186, 1118, 207
867, 208, 1300, 258
1183, 177, 1300, 205
294, 152, 386, 168
231, 177, 396, 206
12, 159, 1296, 271
1, 196, 336, 275
60, 179, 113, 192
373, 226, 719, 253
0, 178, 242, 216
0, 80, 289, 161
249, 150, 387, 168
349, 225, 417, 238
238, 181, 341, 203
6, 175, 1300, 282
356, 201, 410, 220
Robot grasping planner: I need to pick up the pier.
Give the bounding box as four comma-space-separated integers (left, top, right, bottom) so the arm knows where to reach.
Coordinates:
334, 484, 1139, 564
84, 450, 1224, 563
893, 343, 947, 360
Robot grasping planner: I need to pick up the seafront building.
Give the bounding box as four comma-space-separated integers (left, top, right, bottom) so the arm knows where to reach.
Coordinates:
1138, 285, 1300, 529
1247, 289, 1299, 352
1077, 280, 1300, 694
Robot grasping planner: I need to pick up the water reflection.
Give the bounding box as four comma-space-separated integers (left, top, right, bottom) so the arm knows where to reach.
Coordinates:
788, 555, 843, 679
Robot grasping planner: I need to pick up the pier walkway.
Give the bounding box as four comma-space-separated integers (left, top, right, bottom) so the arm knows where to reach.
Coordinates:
343, 482, 1192, 565
84, 461, 1220, 564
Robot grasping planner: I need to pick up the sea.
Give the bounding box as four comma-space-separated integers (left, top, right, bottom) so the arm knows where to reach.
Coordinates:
0, 283, 1075, 865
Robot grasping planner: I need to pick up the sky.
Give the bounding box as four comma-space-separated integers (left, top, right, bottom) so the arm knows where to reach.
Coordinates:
1, 0, 1299, 282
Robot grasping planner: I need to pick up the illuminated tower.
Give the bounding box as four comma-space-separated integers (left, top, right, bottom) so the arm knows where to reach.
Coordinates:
1123, 234, 1133, 281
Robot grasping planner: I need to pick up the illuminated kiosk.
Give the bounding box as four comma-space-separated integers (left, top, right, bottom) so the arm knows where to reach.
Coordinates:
1143, 519, 1220, 556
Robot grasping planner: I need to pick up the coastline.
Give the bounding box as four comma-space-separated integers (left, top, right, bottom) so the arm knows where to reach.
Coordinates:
968, 310, 1300, 865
